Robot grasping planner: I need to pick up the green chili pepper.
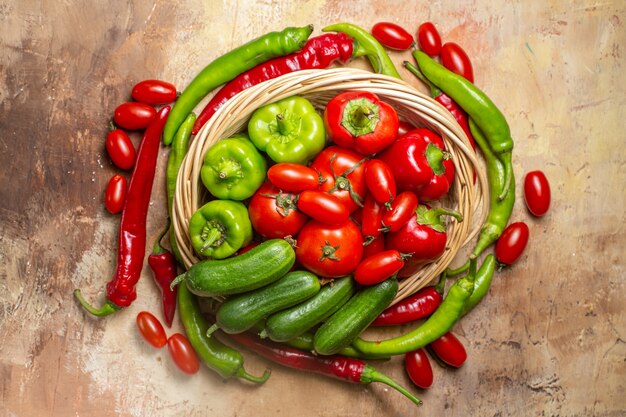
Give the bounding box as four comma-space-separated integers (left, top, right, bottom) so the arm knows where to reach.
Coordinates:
188, 199, 252, 259
162, 25, 314, 145
247, 95, 326, 165
177, 283, 270, 382
351, 260, 477, 356
462, 254, 496, 316
412, 50, 514, 201
283, 331, 390, 360
322, 23, 401, 79
201, 134, 267, 201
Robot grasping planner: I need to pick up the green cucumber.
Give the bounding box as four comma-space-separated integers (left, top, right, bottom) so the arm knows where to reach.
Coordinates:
213, 270, 321, 334
313, 278, 398, 356
180, 239, 295, 297
264, 276, 356, 342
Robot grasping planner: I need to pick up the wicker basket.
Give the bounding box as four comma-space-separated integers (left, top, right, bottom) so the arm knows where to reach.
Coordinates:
172, 67, 488, 304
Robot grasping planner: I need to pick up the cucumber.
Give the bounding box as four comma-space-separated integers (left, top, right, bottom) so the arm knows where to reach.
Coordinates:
313, 278, 398, 356
214, 270, 321, 334
181, 239, 295, 297
263, 276, 356, 342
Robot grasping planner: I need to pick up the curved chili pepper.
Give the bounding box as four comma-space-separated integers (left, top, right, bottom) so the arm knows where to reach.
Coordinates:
192, 33, 356, 135
462, 254, 496, 316
147, 222, 178, 327
225, 330, 422, 406
74, 106, 170, 316
372, 286, 443, 326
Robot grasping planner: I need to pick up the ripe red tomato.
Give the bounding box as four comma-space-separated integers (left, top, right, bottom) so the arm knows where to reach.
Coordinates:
371, 22, 415, 50
417, 22, 442, 57
524, 170, 551, 217
105, 174, 127, 214
131, 79, 177, 105
354, 250, 405, 285
105, 129, 136, 170
495, 222, 530, 266
429, 332, 467, 368
361, 194, 384, 240
440, 42, 474, 83
364, 159, 396, 206
362, 234, 385, 259
248, 182, 308, 239
295, 219, 363, 278
267, 163, 320, 192
405, 348, 433, 389
296, 190, 349, 225
113, 102, 156, 130
167, 333, 200, 374
382, 191, 419, 232
136, 311, 167, 348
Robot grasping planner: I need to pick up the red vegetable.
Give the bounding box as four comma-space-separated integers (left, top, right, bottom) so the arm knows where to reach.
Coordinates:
405, 348, 433, 389
524, 170, 551, 217
297, 190, 349, 225
248, 181, 308, 239
440, 42, 474, 83
136, 311, 167, 348
397, 120, 416, 136
147, 225, 178, 327
364, 159, 396, 207
495, 222, 529, 266
361, 194, 385, 242
354, 250, 407, 285
371, 22, 414, 50
381, 191, 419, 233
105, 128, 136, 170
267, 163, 320, 192
131, 79, 177, 105
372, 286, 442, 326
105, 174, 127, 215
167, 333, 201, 374
362, 234, 385, 259
417, 22, 442, 57
429, 332, 467, 368
113, 102, 157, 130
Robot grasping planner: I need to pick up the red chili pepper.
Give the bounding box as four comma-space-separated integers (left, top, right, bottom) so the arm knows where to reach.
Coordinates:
74, 106, 170, 316
226, 331, 422, 406
147, 222, 178, 327
372, 286, 442, 326
192, 33, 355, 135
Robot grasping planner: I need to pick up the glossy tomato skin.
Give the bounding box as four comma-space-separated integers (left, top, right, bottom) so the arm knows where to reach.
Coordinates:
296, 219, 363, 278
441, 42, 474, 83
495, 222, 529, 266
131, 79, 177, 105
297, 190, 349, 225
371, 22, 415, 50
136, 311, 167, 348
524, 170, 551, 217
382, 191, 419, 232
362, 234, 385, 259
248, 182, 308, 239
167, 333, 201, 374
267, 163, 320, 192
106, 129, 136, 170
429, 332, 467, 368
405, 348, 433, 389
113, 102, 157, 130
105, 174, 127, 214
361, 194, 384, 240
354, 250, 405, 285
417, 22, 442, 57
364, 159, 396, 206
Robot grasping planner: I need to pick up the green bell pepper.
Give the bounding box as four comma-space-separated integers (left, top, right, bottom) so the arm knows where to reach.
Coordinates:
201, 134, 267, 201
189, 200, 253, 259
248, 95, 325, 164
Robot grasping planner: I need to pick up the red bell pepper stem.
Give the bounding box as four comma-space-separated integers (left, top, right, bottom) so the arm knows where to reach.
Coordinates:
225, 331, 421, 406
74, 106, 171, 316
147, 221, 178, 327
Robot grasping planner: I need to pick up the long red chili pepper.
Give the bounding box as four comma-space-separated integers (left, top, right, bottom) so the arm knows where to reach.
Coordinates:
372, 286, 442, 326
147, 222, 178, 327
74, 106, 170, 316
225, 331, 422, 406
192, 33, 355, 135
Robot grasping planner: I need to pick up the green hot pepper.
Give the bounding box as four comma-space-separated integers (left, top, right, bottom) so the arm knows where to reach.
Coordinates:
201, 134, 267, 201
162, 25, 313, 145
188, 199, 252, 259
248, 95, 326, 165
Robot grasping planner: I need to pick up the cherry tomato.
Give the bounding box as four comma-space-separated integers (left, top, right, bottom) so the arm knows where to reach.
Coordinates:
365, 159, 396, 206
429, 332, 467, 368
371, 22, 414, 50
440, 42, 474, 83
267, 163, 320, 192
248, 182, 308, 239
297, 190, 349, 225
382, 191, 419, 232
136, 311, 167, 348
495, 222, 530, 266
105, 128, 136, 170
131, 79, 177, 105
362, 234, 385, 259
354, 250, 406, 285
105, 174, 127, 214
361, 194, 384, 240
417, 22, 442, 57
295, 219, 363, 278
237, 242, 260, 255
405, 348, 433, 389
167, 333, 200, 374
113, 102, 156, 130
524, 170, 551, 217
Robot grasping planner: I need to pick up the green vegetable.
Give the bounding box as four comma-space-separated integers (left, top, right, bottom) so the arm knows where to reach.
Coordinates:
201, 134, 267, 201
248, 95, 326, 164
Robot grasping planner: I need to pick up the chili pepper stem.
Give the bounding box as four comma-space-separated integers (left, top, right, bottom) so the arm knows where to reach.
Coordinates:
73, 289, 120, 317
446, 260, 470, 276
498, 151, 513, 201
403, 61, 442, 98
170, 273, 186, 290
206, 324, 219, 338
152, 219, 171, 255
361, 365, 422, 406
236, 367, 272, 383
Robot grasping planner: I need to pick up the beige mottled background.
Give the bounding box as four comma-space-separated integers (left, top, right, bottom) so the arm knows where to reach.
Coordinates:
1, 1, 624, 416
